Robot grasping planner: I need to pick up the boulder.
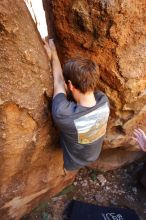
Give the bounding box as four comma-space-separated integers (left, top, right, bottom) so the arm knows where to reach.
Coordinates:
0, 1, 75, 219
46, 0, 146, 154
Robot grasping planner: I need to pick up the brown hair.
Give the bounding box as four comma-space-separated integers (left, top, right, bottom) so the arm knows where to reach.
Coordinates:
63, 57, 99, 93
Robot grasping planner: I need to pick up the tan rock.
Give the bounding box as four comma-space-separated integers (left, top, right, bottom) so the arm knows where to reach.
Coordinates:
0, 1, 75, 219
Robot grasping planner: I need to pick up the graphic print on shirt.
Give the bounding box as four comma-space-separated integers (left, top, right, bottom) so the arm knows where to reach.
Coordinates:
74, 102, 110, 144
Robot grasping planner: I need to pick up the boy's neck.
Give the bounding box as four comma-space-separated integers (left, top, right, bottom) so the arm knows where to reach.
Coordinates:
74, 91, 96, 107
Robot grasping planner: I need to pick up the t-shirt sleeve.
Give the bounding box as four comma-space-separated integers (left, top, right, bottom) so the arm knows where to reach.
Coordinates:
103, 93, 110, 108
96, 90, 110, 108
52, 93, 72, 121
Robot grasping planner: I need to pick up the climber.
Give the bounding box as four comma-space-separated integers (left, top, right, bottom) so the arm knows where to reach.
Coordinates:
44, 39, 110, 171
133, 128, 146, 188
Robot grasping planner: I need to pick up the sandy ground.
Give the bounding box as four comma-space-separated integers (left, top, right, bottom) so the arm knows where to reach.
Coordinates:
22, 158, 146, 220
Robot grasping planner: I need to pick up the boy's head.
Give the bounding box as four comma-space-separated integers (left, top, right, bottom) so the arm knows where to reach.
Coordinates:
63, 57, 100, 94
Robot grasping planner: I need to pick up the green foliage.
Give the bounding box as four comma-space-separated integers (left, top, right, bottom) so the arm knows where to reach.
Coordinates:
35, 201, 48, 212
90, 169, 99, 181
58, 184, 76, 196
42, 212, 50, 220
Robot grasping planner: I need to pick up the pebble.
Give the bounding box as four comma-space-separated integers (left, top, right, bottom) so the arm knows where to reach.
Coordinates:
110, 199, 118, 206
126, 195, 135, 202
97, 174, 107, 186
82, 182, 87, 187
132, 187, 137, 194
73, 182, 77, 186
105, 186, 110, 190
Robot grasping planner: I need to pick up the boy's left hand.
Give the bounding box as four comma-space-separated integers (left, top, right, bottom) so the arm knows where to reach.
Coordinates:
43, 39, 52, 60
133, 128, 146, 152
43, 39, 57, 61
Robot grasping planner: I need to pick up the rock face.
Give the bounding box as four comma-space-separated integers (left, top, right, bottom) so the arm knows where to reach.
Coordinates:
0, 0, 146, 219
0, 1, 75, 219
47, 0, 146, 150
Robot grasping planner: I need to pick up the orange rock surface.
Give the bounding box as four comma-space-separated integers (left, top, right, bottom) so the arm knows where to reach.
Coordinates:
0, 1, 75, 219
47, 0, 146, 151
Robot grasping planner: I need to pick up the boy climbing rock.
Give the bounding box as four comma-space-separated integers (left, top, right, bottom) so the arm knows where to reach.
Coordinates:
44, 39, 110, 171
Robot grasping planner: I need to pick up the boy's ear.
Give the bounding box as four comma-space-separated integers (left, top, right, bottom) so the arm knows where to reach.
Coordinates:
68, 80, 74, 91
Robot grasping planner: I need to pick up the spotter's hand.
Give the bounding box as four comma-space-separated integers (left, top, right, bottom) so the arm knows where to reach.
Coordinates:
133, 128, 146, 152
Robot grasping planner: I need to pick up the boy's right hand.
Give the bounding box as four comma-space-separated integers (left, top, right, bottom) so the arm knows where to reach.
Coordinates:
133, 128, 146, 152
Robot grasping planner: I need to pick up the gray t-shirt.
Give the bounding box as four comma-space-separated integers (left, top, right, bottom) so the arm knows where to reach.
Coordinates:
52, 91, 110, 170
